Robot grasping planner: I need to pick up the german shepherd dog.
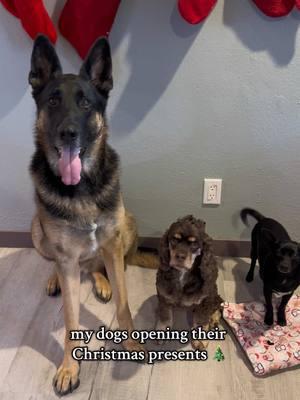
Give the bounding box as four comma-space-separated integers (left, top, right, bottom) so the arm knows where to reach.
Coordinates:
241, 208, 300, 327
29, 35, 155, 395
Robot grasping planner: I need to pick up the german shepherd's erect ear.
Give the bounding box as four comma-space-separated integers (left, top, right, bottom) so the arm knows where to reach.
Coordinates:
79, 37, 113, 97
28, 35, 62, 96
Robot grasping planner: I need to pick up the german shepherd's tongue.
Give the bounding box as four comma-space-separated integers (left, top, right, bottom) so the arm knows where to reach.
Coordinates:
58, 146, 82, 185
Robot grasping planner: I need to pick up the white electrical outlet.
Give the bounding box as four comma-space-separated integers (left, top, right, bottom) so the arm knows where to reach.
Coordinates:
203, 178, 222, 205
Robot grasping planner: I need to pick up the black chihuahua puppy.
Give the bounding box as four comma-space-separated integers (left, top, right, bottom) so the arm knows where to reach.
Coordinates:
241, 208, 300, 326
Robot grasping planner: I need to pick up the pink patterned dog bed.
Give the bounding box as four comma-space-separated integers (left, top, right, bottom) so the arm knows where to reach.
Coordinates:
222, 295, 300, 375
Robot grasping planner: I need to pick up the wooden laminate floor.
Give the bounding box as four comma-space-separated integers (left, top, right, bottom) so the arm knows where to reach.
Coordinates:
0, 248, 299, 400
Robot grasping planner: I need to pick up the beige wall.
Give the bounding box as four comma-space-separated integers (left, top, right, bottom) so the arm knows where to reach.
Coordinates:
0, 0, 300, 240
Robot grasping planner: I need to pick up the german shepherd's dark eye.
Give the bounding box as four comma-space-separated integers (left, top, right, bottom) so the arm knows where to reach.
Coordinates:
79, 96, 91, 109
48, 96, 60, 107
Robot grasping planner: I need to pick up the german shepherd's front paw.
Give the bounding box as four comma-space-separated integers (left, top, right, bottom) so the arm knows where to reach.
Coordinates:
92, 272, 112, 303
53, 361, 80, 396
94, 284, 112, 303
264, 311, 274, 326
46, 273, 61, 297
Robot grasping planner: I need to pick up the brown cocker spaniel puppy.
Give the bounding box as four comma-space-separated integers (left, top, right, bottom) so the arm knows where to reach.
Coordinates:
156, 215, 222, 349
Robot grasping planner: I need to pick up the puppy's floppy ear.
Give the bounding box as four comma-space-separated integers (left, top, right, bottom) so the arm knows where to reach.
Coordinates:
29, 35, 62, 95
198, 232, 218, 282
297, 243, 300, 254
159, 229, 171, 270
201, 232, 213, 255
196, 218, 206, 233
80, 37, 113, 96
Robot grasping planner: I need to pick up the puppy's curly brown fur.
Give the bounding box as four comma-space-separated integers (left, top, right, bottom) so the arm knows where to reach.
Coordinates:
156, 215, 222, 348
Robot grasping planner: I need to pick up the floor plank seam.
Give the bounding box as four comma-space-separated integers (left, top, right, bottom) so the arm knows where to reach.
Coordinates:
3, 285, 47, 383
2, 252, 300, 400
87, 362, 99, 400
145, 363, 154, 400
0, 251, 23, 291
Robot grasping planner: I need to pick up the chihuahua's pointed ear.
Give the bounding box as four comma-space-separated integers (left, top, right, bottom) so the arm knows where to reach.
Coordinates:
196, 218, 206, 233
29, 35, 62, 95
79, 37, 113, 97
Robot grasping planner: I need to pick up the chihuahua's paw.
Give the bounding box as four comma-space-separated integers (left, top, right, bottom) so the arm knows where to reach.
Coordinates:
246, 273, 254, 283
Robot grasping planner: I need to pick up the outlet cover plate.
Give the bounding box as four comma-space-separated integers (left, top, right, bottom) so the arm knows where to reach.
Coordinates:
203, 178, 222, 205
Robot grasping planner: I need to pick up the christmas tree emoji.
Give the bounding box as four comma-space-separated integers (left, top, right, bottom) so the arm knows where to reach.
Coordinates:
214, 346, 225, 362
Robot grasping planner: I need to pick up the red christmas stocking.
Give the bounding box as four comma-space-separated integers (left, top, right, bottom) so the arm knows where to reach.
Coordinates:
252, 0, 294, 17
1, 0, 57, 43
178, 0, 217, 24
59, 0, 121, 59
